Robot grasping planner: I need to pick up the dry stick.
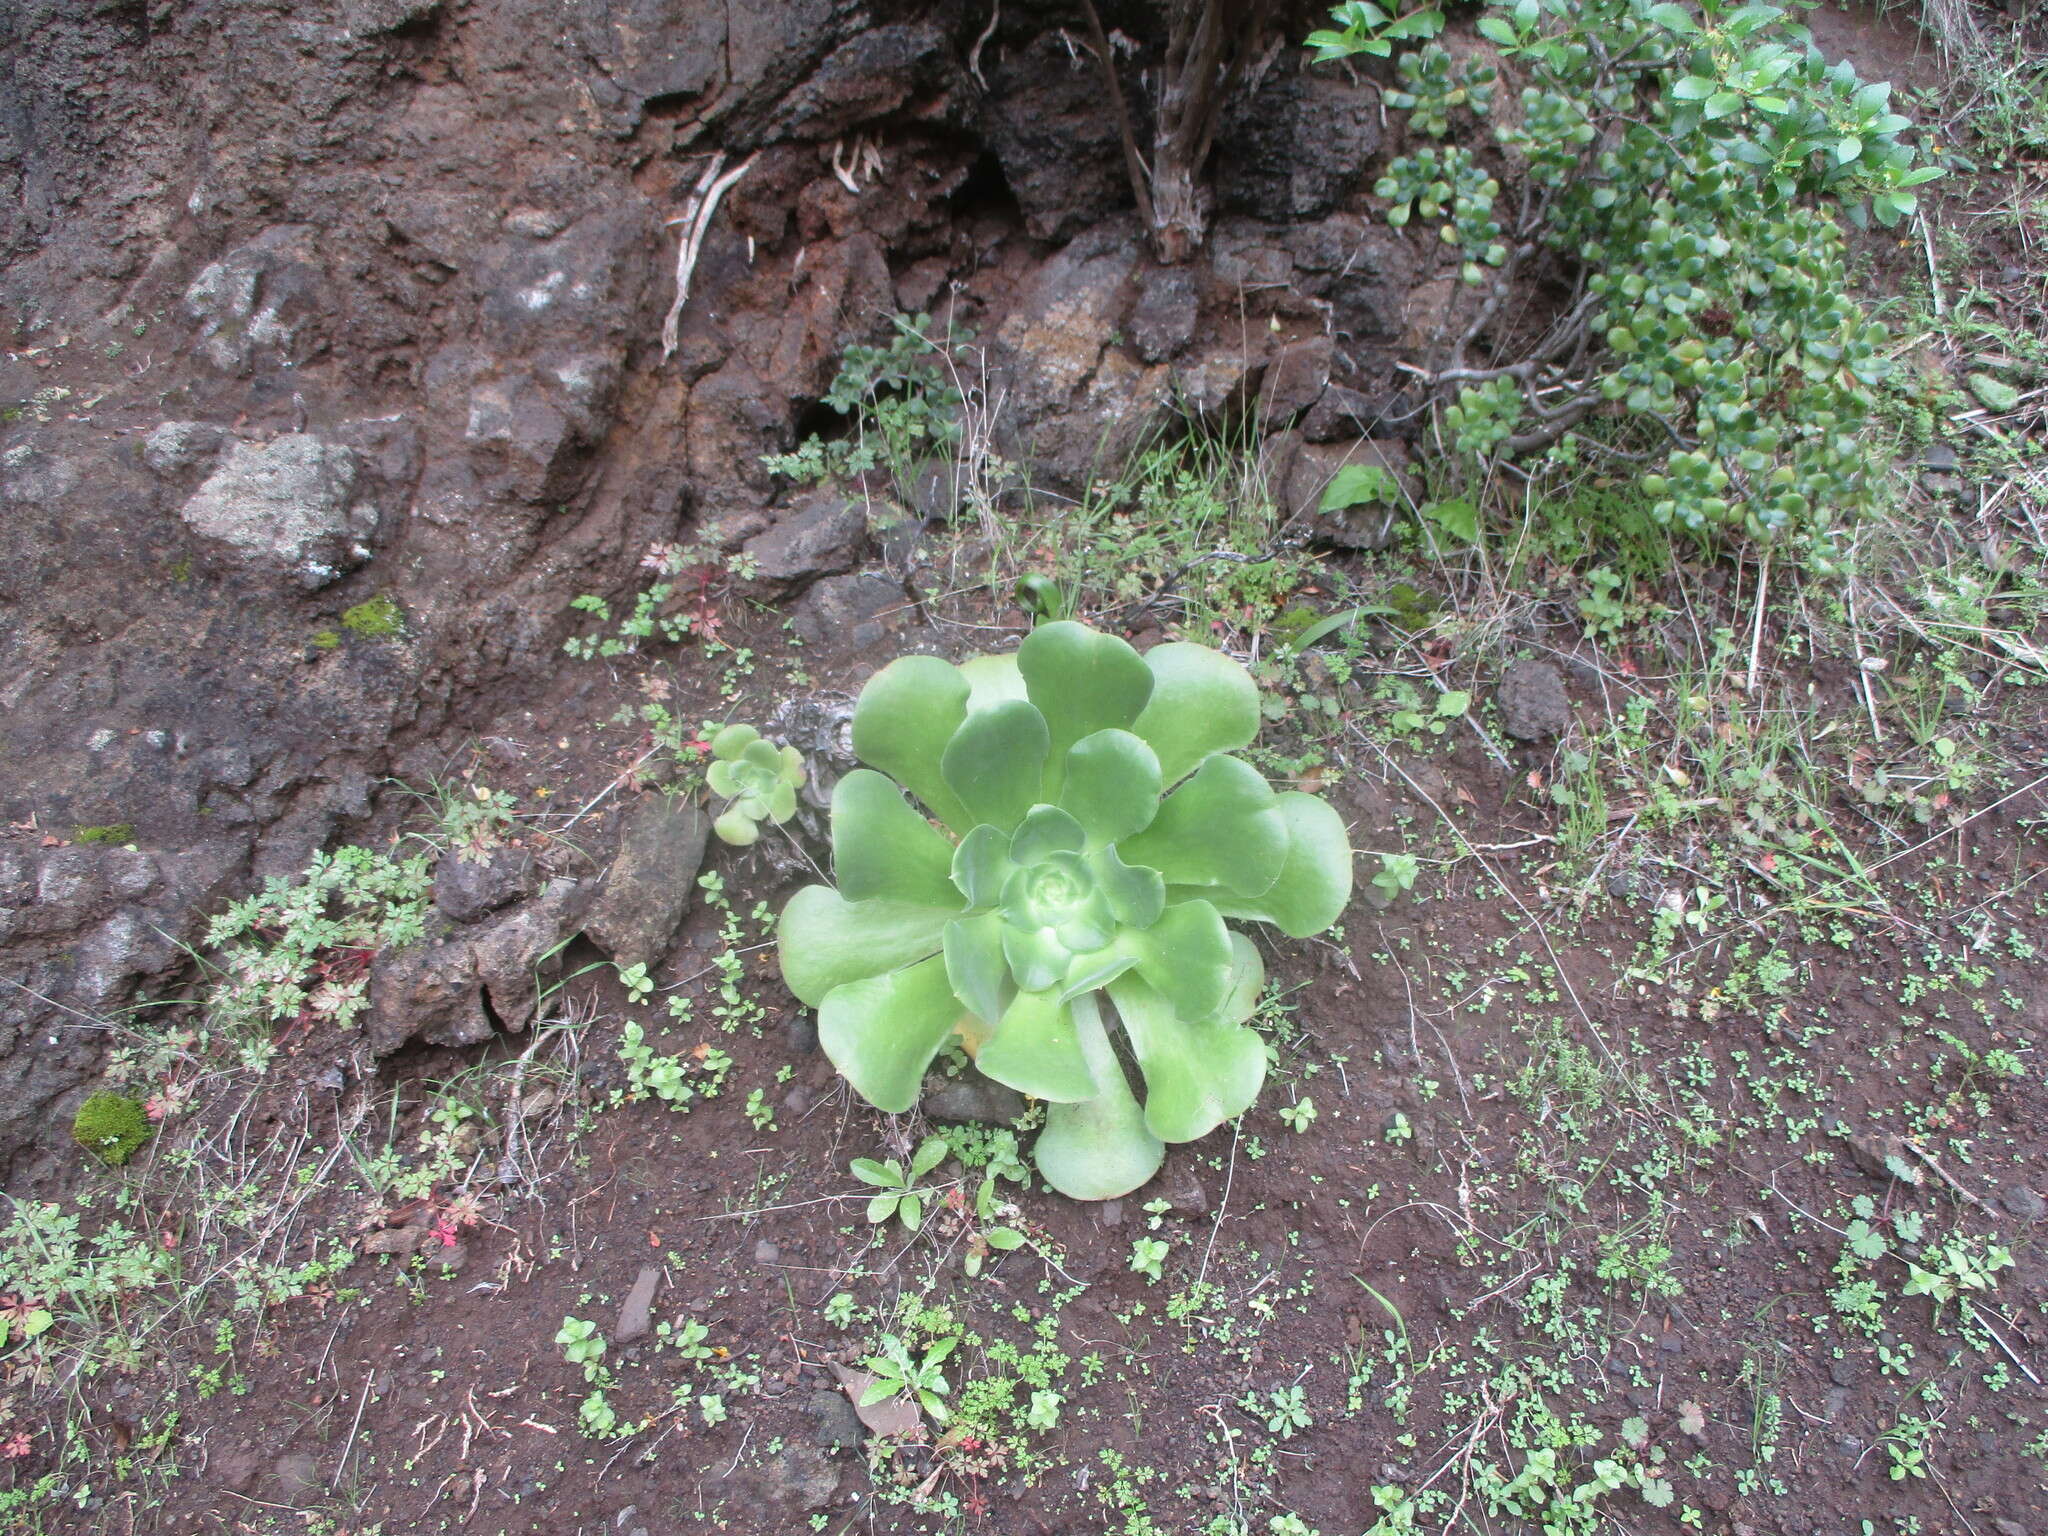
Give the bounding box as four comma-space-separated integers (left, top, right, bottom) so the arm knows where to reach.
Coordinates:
1746, 549, 1769, 696
1076, 0, 1156, 231
1196, 1119, 1243, 1291
659, 152, 759, 361
1351, 723, 1650, 1107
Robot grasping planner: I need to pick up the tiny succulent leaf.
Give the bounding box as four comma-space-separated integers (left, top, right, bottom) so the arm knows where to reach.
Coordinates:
1129, 642, 1262, 785
1201, 792, 1355, 937
714, 808, 760, 845
976, 986, 1097, 1102
817, 953, 963, 1113
1057, 729, 1164, 848
1017, 621, 1154, 793
851, 655, 974, 831
781, 623, 1351, 1201
942, 912, 1011, 1025
1118, 754, 1288, 897
709, 723, 760, 758
833, 769, 960, 908
940, 699, 1050, 832
778, 885, 956, 1008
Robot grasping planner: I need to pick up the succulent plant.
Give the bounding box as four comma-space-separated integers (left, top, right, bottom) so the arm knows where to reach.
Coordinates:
706, 724, 806, 846
777, 622, 1352, 1200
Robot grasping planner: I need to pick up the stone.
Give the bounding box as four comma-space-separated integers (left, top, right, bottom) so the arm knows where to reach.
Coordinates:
178, 435, 370, 587
1129, 266, 1200, 364
183, 226, 325, 375
365, 879, 586, 1053
1215, 68, 1381, 222
1272, 435, 1412, 551
744, 493, 868, 586
922, 1075, 1027, 1125
142, 421, 228, 476
582, 795, 711, 969
260, 1451, 323, 1507
435, 846, 537, 925
791, 573, 907, 653
467, 879, 587, 1027
1496, 659, 1572, 742
2001, 1184, 2045, 1221
981, 31, 1130, 244
1260, 336, 1334, 427
614, 1263, 661, 1343
754, 1239, 781, 1265
807, 1387, 866, 1450
1302, 386, 1420, 443
758, 1441, 841, 1510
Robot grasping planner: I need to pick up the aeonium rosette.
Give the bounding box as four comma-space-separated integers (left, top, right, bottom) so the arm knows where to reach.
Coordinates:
777, 622, 1352, 1199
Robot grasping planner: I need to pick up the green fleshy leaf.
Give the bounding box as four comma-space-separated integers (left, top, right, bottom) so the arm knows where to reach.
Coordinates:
1118, 899, 1233, 1023
740, 738, 783, 773
977, 987, 1097, 1102
706, 760, 742, 798
852, 655, 974, 832
777, 885, 954, 1008
1059, 947, 1138, 1000
1032, 994, 1164, 1200
1057, 729, 1163, 849
709, 723, 759, 759
943, 913, 1011, 1027
1092, 846, 1165, 929
1009, 805, 1087, 867
766, 782, 798, 822
779, 744, 806, 782
713, 808, 759, 845
1108, 946, 1266, 1143
1053, 892, 1116, 955
959, 651, 1027, 713
951, 824, 1015, 909
833, 769, 962, 908
1202, 792, 1353, 937
1117, 754, 1288, 897
940, 699, 1049, 832
1001, 921, 1072, 993
1129, 642, 1261, 786
1018, 621, 1154, 797
817, 954, 963, 1114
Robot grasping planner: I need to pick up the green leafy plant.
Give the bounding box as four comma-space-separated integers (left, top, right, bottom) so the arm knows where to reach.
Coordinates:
862, 1333, 957, 1423
706, 724, 805, 847
69, 1093, 151, 1167
851, 1136, 951, 1232
1313, 0, 1942, 560
777, 622, 1353, 1199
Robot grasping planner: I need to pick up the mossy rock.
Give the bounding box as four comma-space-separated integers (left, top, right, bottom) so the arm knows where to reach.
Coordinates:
72, 1092, 151, 1167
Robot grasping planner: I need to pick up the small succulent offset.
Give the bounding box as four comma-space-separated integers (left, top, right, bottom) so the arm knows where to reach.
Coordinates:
705, 724, 805, 846
777, 622, 1352, 1200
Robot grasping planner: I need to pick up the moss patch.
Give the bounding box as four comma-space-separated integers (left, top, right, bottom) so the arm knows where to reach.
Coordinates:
340, 594, 404, 639
72, 1092, 151, 1166
72, 824, 136, 845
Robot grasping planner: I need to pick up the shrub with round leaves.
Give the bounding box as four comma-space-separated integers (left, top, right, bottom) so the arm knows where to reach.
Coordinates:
777, 622, 1353, 1200
706, 724, 805, 846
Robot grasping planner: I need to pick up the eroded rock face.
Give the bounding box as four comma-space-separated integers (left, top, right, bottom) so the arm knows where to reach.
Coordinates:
0, 0, 1419, 1178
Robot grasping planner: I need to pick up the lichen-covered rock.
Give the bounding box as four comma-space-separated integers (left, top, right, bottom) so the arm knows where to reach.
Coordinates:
744, 493, 868, 587
178, 435, 369, 586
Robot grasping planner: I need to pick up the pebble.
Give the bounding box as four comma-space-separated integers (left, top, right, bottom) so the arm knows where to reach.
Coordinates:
754, 1238, 781, 1265
2000, 1184, 2045, 1221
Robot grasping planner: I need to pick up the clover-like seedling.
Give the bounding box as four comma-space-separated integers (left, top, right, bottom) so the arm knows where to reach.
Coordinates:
777, 621, 1353, 1200
705, 724, 805, 846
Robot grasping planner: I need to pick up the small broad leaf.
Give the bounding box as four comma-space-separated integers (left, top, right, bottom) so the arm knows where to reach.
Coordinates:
1318, 463, 1400, 512
1969, 373, 2020, 413
1118, 755, 1288, 898
1018, 621, 1154, 795
940, 700, 1050, 832
850, 1157, 900, 1188
866, 1192, 899, 1223
817, 954, 964, 1114
909, 1136, 951, 1179
1130, 643, 1262, 786
1422, 497, 1479, 543
852, 656, 973, 832
1647, 2, 1695, 32
984, 1227, 1026, 1251
778, 886, 954, 1009
832, 770, 962, 909
1057, 730, 1163, 849
1671, 74, 1716, 100
900, 1194, 925, 1231
978, 988, 1097, 1102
